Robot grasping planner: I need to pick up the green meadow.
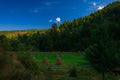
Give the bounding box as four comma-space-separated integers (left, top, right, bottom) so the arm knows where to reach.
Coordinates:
27, 52, 119, 80
34, 52, 89, 66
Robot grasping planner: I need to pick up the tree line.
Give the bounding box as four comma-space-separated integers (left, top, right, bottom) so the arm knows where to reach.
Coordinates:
0, 2, 119, 52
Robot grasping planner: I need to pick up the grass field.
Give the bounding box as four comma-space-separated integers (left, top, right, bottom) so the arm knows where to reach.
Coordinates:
33, 52, 120, 80
7, 51, 120, 80
33, 52, 89, 66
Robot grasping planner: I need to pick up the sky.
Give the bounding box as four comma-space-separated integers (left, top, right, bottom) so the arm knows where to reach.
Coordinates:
0, 0, 116, 31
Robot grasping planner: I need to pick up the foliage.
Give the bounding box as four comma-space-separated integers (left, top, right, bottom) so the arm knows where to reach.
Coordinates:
69, 67, 77, 77
85, 43, 120, 79
0, 1, 119, 52
18, 52, 40, 73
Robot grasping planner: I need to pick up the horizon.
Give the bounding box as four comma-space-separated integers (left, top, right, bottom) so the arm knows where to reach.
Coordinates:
0, 0, 116, 31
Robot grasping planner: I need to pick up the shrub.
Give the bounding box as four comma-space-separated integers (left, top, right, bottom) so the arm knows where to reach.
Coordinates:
18, 52, 40, 73
69, 67, 77, 77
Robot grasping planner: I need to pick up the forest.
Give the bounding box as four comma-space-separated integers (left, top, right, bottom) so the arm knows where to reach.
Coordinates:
0, 1, 120, 80
0, 2, 120, 52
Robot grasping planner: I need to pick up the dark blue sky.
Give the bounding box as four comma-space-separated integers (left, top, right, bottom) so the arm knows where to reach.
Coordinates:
0, 0, 116, 31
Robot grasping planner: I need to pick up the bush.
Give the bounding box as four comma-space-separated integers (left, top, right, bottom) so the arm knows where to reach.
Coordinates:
18, 52, 40, 73
69, 67, 77, 77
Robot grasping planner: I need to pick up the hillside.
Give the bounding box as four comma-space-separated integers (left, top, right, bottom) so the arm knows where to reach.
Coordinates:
57, 1, 120, 51
0, 1, 120, 51
0, 29, 47, 39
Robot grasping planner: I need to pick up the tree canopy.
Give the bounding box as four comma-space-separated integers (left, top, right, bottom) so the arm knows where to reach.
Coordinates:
0, 1, 119, 52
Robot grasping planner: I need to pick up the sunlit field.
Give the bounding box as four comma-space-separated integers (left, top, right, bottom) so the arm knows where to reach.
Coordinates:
34, 52, 88, 66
